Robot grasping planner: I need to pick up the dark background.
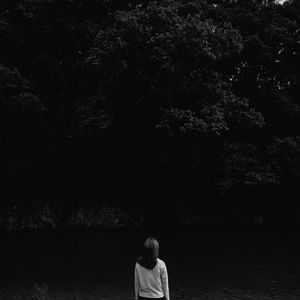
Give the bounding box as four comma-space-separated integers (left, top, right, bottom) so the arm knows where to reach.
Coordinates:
0, 0, 299, 230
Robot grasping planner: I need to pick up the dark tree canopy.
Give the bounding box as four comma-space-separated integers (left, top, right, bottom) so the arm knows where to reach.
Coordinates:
0, 0, 299, 223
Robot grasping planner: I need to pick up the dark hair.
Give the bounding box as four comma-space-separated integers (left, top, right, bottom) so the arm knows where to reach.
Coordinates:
137, 237, 159, 269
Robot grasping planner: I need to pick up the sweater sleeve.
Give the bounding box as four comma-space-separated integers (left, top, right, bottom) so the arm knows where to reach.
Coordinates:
160, 262, 170, 300
134, 264, 139, 300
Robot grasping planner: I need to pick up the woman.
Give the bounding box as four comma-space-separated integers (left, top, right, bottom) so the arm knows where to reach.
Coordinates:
135, 237, 170, 300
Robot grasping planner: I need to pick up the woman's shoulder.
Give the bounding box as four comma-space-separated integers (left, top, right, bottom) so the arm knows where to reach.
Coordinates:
157, 258, 167, 268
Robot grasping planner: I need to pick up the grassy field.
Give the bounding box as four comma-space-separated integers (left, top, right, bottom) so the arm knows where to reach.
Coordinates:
0, 230, 300, 299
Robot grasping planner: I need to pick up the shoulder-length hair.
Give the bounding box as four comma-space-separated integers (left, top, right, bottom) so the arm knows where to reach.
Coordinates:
137, 237, 159, 269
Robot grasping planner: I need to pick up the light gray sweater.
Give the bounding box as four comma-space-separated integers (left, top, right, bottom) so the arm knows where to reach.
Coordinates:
134, 258, 170, 300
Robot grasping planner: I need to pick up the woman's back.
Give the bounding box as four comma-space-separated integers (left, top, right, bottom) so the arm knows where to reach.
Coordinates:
135, 258, 167, 298
134, 237, 170, 300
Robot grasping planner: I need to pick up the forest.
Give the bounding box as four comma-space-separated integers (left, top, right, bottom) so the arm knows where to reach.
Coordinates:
0, 0, 299, 229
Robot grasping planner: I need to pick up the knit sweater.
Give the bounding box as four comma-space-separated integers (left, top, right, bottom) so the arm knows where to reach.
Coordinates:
134, 258, 170, 300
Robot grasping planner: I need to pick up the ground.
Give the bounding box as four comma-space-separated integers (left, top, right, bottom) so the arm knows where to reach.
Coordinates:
0, 230, 299, 299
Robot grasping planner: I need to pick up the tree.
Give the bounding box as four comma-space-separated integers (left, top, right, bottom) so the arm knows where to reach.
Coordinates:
87, 0, 264, 153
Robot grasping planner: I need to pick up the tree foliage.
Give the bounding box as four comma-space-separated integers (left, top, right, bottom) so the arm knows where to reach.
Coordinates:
0, 0, 299, 217
0, 64, 46, 179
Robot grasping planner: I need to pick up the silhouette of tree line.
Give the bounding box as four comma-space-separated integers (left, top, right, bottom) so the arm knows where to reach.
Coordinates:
0, 0, 299, 224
